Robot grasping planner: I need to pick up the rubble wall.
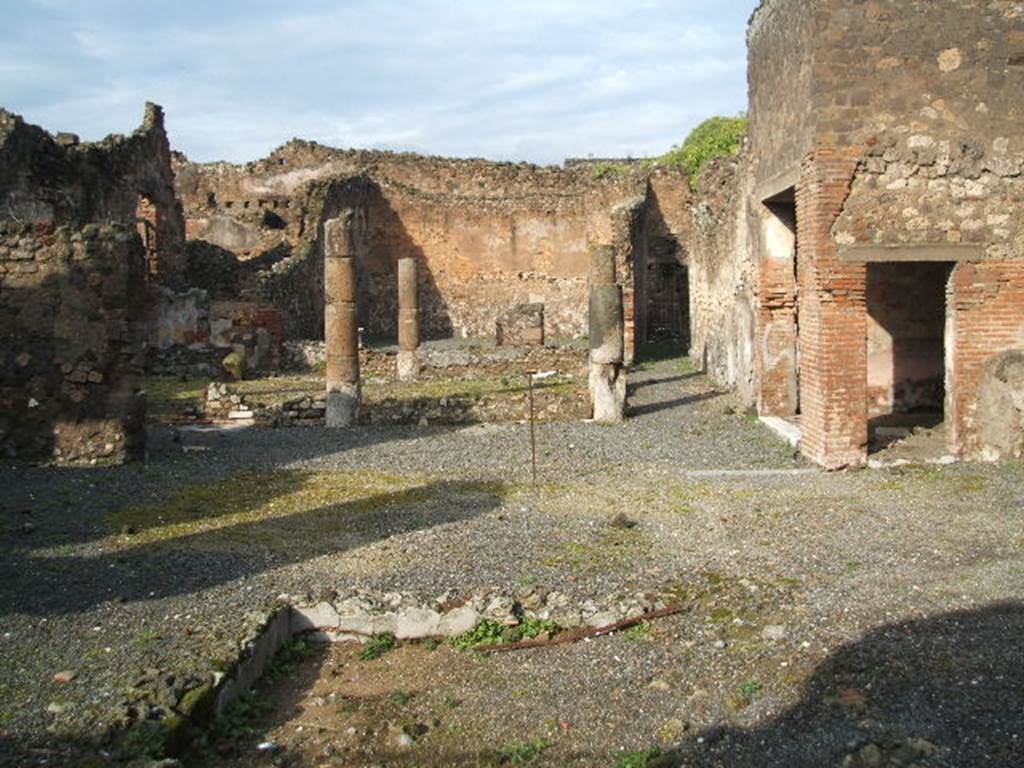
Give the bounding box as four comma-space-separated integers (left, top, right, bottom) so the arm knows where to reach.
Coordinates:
174, 145, 689, 343
0, 103, 186, 285
688, 155, 757, 406
0, 222, 147, 462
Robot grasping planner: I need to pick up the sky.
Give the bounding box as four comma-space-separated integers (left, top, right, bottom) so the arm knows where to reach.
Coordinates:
1, 0, 758, 166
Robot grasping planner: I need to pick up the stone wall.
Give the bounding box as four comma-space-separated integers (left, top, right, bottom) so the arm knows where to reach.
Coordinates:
0, 103, 186, 285
173, 144, 690, 346
0, 222, 147, 462
747, 0, 816, 193
0, 104, 187, 462
688, 155, 757, 405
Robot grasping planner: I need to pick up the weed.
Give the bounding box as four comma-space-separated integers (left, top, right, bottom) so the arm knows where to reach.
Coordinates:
449, 618, 557, 651
120, 722, 170, 760
624, 621, 652, 641
443, 695, 462, 709
653, 114, 748, 188
265, 637, 318, 681
498, 738, 552, 764
616, 746, 664, 768
592, 161, 631, 180
389, 690, 415, 707
360, 632, 398, 660
738, 680, 763, 697
135, 629, 162, 649
209, 693, 273, 743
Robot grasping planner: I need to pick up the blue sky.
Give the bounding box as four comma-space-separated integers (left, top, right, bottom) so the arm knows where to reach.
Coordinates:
2, 1, 757, 165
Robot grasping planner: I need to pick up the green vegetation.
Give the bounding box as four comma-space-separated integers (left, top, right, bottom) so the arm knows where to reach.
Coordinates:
498, 738, 552, 764
265, 637, 319, 680
389, 690, 415, 707
616, 746, 664, 768
449, 618, 558, 651
655, 114, 748, 188
592, 161, 632, 180
738, 680, 763, 698
142, 376, 209, 418
360, 632, 398, 660
623, 621, 652, 641
209, 692, 274, 742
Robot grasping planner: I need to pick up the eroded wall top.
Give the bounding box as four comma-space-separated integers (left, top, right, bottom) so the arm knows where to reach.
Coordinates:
0, 103, 186, 283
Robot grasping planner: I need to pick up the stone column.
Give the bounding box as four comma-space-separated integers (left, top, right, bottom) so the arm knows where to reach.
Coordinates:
396, 257, 420, 381
589, 244, 626, 423
324, 211, 360, 427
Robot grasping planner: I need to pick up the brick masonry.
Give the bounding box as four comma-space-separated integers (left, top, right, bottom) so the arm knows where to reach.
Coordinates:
743, 0, 1024, 467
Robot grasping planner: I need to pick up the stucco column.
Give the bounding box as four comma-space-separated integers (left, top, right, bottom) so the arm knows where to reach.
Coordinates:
396, 257, 420, 381
589, 244, 626, 423
324, 211, 360, 427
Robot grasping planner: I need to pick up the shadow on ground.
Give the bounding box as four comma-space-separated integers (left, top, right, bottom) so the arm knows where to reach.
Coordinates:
670, 601, 1024, 767
0, 474, 504, 618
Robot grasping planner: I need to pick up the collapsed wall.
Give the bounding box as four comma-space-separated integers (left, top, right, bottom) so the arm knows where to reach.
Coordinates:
172, 144, 692, 348
0, 104, 183, 462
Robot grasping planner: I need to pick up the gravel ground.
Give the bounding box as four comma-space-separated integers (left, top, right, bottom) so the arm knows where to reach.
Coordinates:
2, 356, 1022, 767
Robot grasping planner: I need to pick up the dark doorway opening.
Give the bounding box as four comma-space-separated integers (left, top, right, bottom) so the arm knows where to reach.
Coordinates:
866, 261, 952, 449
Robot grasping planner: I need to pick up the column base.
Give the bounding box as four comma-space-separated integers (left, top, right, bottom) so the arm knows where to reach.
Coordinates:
589, 362, 626, 423
397, 350, 420, 382
326, 382, 360, 427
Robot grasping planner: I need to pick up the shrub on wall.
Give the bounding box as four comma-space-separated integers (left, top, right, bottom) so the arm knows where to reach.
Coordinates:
656, 115, 748, 188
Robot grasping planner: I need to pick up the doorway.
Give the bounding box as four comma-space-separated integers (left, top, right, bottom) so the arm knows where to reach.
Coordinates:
866, 261, 952, 449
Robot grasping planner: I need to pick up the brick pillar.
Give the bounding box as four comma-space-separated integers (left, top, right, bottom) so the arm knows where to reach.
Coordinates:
795, 149, 867, 469
324, 211, 360, 427
396, 257, 420, 381
947, 261, 1024, 458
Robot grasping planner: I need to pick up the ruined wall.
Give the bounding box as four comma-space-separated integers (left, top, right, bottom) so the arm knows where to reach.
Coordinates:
747, 0, 816, 191
0, 103, 186, 285
173, 145, 688, 345
0, 105, 187, 462
0, 222, 147, 462
829, 0, 1024, 256
688, 155, 757, 405
744, 0, 1024, 465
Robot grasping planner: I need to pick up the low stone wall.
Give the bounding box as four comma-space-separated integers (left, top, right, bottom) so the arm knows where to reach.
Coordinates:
290, 586, 669, 642
0, 222, 147, 462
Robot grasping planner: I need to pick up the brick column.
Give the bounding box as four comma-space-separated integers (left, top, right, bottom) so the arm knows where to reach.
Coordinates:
324, 211, 360, 427
795, 149, 867, 469
947, 261, 1024, 458
396, 257, 420, 381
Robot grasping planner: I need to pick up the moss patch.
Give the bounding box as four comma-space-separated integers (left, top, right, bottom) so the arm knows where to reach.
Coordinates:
106, 470, 507, 552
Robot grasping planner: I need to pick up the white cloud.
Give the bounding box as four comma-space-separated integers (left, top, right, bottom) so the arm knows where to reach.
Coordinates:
1, 0, 758, 164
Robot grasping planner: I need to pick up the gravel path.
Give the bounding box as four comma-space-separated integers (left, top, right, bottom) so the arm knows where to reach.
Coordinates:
2, 359, 1022, 767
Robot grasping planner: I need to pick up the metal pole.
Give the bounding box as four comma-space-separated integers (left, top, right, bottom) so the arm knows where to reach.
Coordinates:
527, 371, 537, 485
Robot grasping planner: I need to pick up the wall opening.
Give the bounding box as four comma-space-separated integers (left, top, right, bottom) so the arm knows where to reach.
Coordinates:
866, 261, 952, 449
644, 236, 689, 348
759, 187, 799, 417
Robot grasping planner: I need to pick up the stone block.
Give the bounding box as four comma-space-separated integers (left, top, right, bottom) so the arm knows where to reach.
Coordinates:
495, 303, 544, 347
